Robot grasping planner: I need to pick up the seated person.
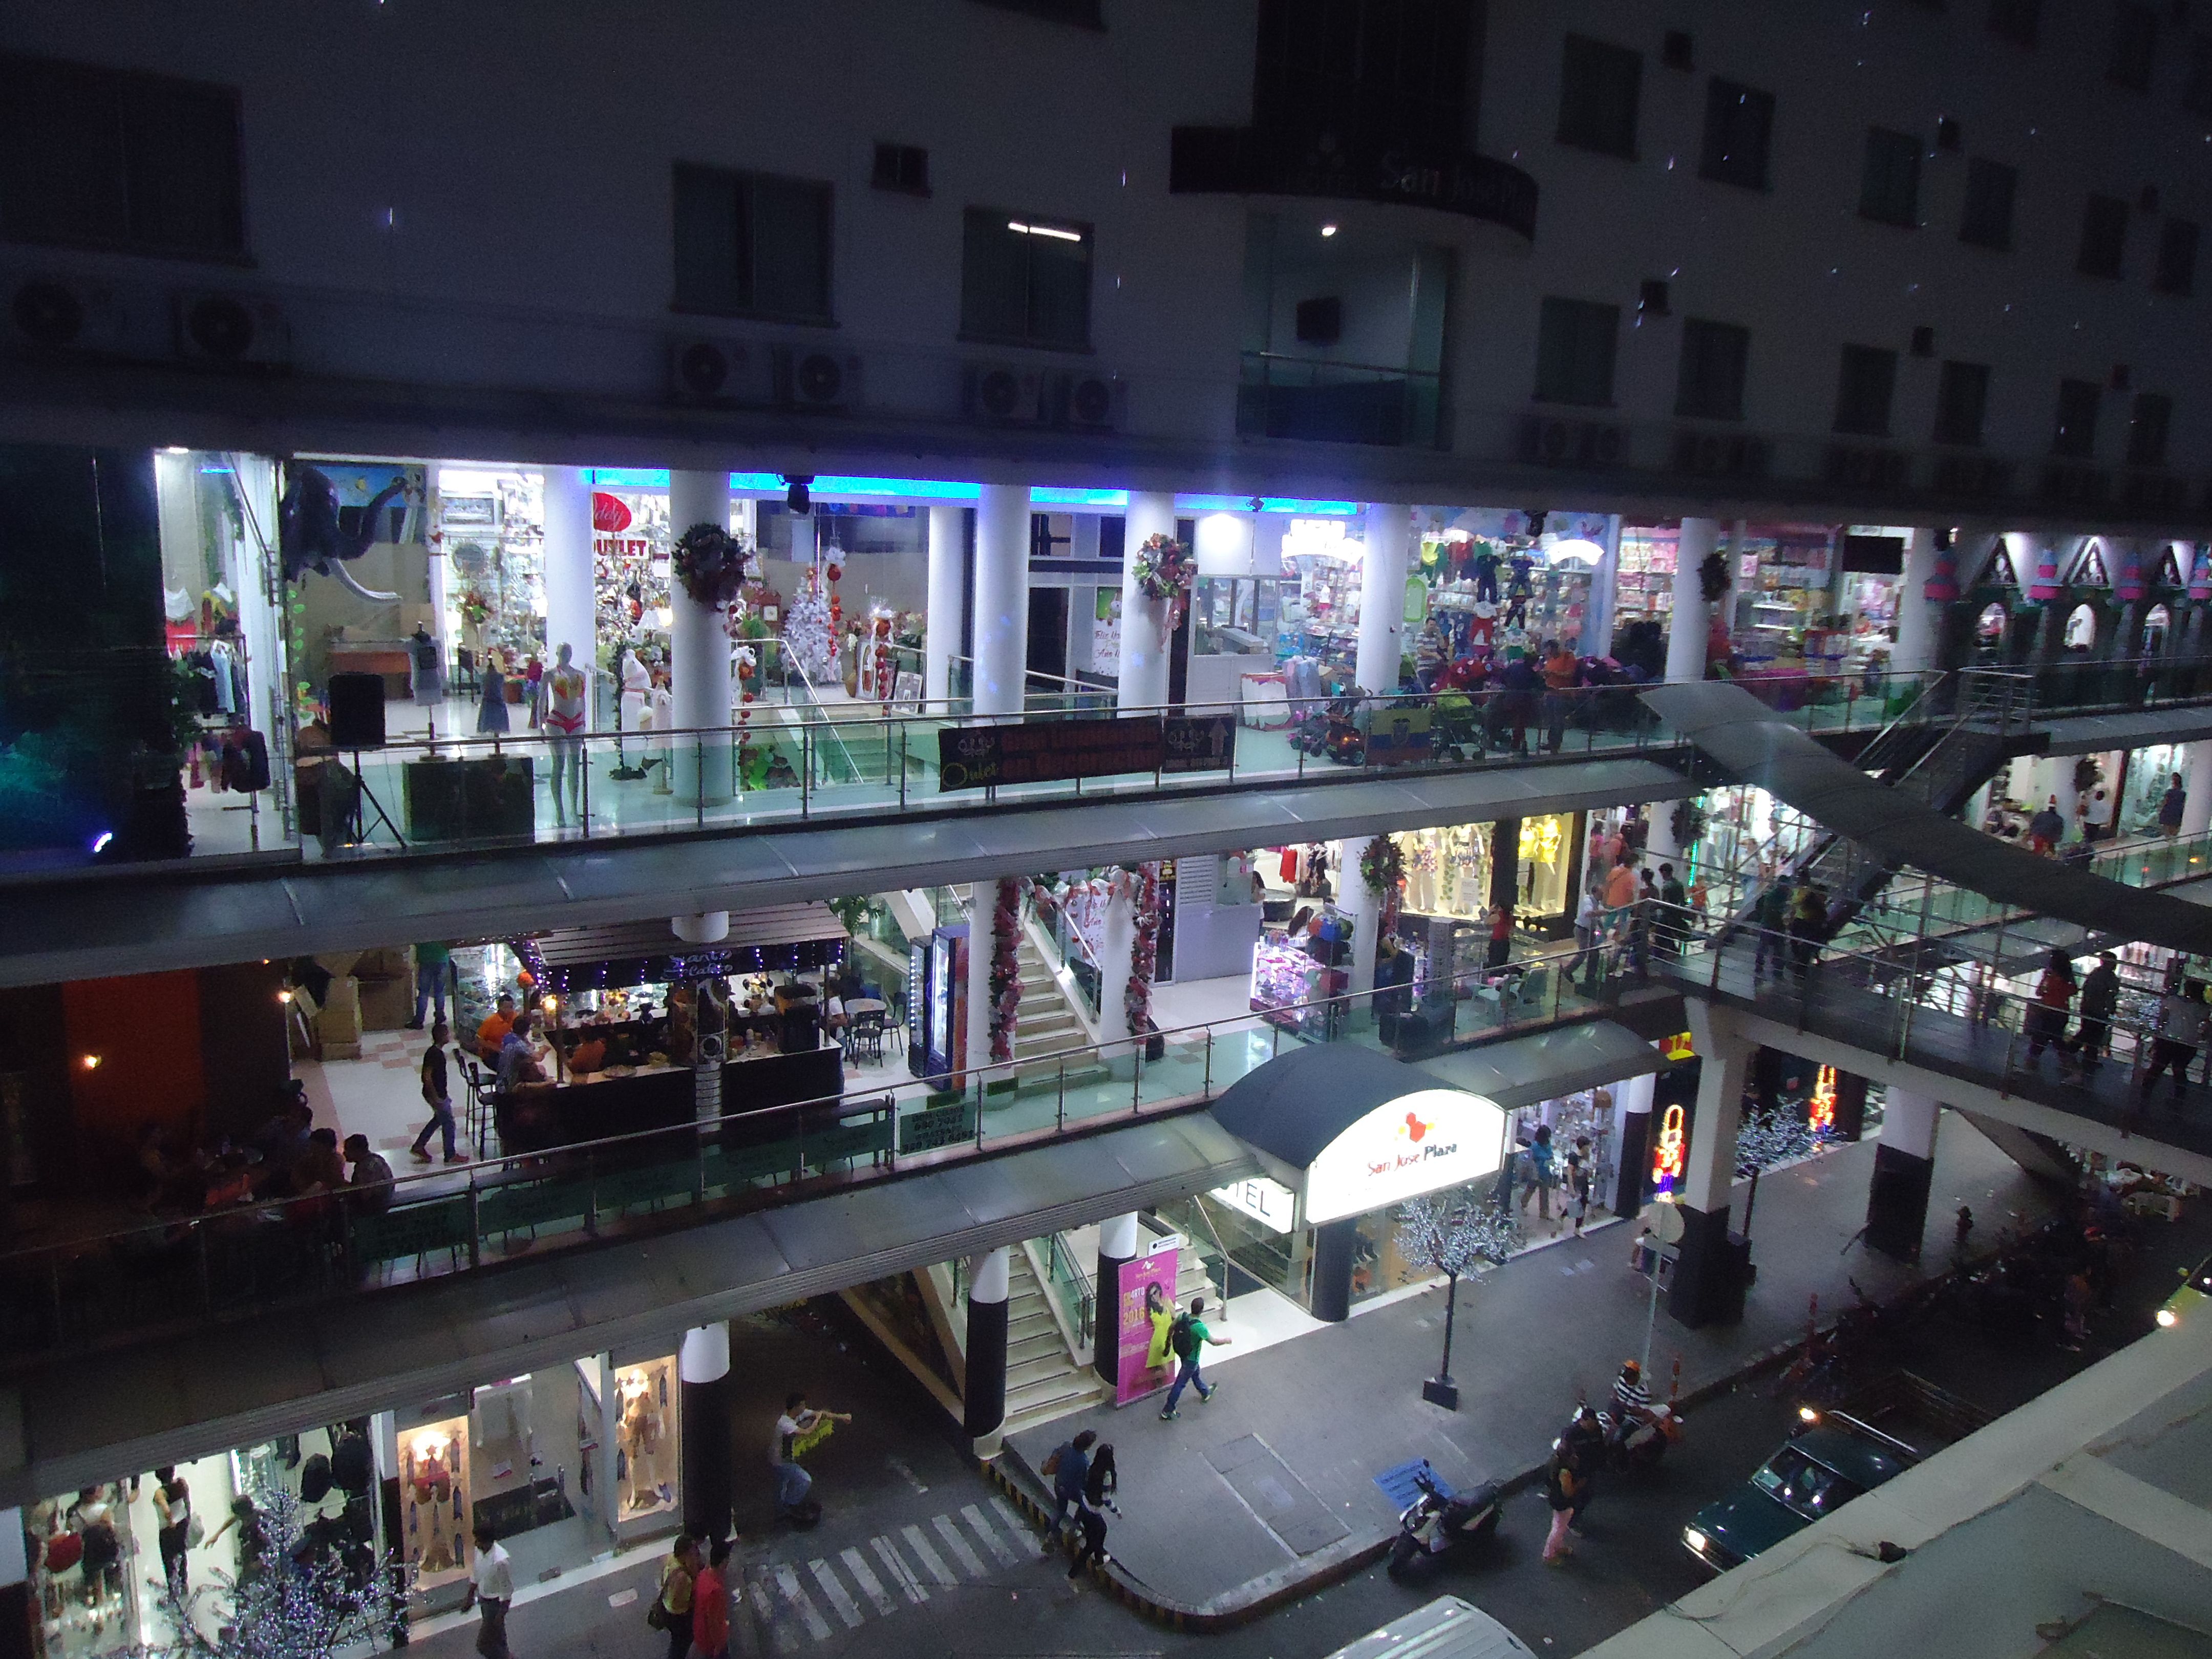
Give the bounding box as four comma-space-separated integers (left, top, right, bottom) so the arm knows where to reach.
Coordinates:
476, 993, 518, 1059
293, 1127, 348, 1199
203, 1151, 256, 1210
496, 1012, 541, 1087
567, 1030, 608, 1075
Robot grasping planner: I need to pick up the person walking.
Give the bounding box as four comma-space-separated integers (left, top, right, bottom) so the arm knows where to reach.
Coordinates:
1657, 863, 1689, 959
2142, 982, 2208, 1104
1044, 1429, 1094, 1537
2162, 772, 2188, 839
1571, 886, 1602, 991
1518, 1124, 1557, 1224
2072, 951, 2121, 1077
1542, 1443, 1585, 1565
407, 941, 454, 1030
151, 1466, 192, 1592
1567, 1137, 1594, 1236
1485, 902, 1513, 970
2028, 796, 2066, 856
410, 1020, 464, 1164
1753, 876, 1795, 979
1788, 884, 1827, 986
1159, 1298, 1230, 1419
653, 1535, 697, 1659
691, 1537, 731, 1659
464, 1524, 515, 1659
2025, 949, 2078, 1070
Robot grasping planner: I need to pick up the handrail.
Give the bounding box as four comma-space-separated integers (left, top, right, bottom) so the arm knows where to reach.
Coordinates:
1045, 1231, 1095, 1348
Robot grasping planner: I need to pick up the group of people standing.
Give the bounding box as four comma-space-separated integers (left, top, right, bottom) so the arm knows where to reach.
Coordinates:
1569, 813, 1700, 988
1748, 873, 1833, 984
2023, 946, 2210, 1102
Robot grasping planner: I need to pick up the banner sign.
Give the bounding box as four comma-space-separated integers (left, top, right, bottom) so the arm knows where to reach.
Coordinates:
1161, 714, 1237, 774
939, 715, 1240, 791
1366, 705, 1434, 767
1114, 1234, 1185, 1406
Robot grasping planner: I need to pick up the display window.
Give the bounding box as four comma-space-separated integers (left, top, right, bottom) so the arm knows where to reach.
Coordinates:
399, 1415, 473, 1602
614, 1357, 680, 1524
1516, 813, 1576, 924
1732, 526, 1838, 668
1613, 528, 1677, 628
437, 467, 545, 675
1393, 824, 1492, 920
2122, 744, 2186, 833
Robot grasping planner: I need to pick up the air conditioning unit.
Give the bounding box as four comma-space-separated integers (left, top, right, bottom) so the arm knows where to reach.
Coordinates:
173, 290, 291, 369
963, 361, 1054, 426
775, 345, 860, 413
7, 273, 130, 355
668, 336, 771, 407
1065, 371, 1126, 433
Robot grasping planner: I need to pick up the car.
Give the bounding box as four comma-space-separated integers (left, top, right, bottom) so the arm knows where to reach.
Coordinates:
1322, 1594, 1536, 1659
2156, 1254, 2212, 1330
1681, 1416, 1915, 1573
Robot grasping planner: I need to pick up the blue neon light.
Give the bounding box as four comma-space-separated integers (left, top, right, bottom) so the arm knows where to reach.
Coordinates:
1175, 494, 1361, 516
583, 471, 1359, 515
1032, 486, 1130, 507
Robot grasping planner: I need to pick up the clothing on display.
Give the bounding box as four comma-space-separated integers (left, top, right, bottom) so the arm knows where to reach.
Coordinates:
402, 1420, 472, 1590
615, 1359, 679, 1522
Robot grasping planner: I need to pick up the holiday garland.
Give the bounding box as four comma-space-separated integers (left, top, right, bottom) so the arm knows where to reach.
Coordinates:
1359, 834, 1406, 896
672, 521, 751, 607
1131, 533, 1196, 638
988, 877, 1022, 1065
1125, 863, 1161, 1037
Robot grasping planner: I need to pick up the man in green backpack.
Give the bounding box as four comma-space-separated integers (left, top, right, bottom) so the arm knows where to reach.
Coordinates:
1159, 1297, 1231, 1420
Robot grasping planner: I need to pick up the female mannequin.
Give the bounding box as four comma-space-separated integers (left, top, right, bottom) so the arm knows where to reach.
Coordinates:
546, 644, 589, 826
649, 668, 674, 795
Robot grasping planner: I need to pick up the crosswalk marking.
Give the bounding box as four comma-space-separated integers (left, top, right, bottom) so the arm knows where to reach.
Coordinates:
771, 1563, 833, 1643
839, 1547, 898, 1617
870, 1535, 929, 1603
807, 1559, 864, 1629
741, 1570, 799, 1655
900, 1522, 959, 1588
930, 1513, 989, 1579
962, 1502, 1019, 1567
989, 1496, 1045, 1558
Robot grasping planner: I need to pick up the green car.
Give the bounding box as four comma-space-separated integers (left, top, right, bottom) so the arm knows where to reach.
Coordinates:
2157, 1254, 2212, 1331
1682, 1420, 1915, 1572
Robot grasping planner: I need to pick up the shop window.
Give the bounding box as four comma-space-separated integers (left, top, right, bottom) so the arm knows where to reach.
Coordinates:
2187, 34, 2212, 117
1674, 317, 1750, 421
2128, 391, 2174, 467
1960, 157, 2017, 250
2065, 603, 2098, 651
0, 54, 244, 260
1858, 128, 1923, 227
671, 163, 834, 324
2156, 218, 2199, 295
1832, 344, 1897, 437
1698, 78, 1776, 191
2077, 194, 2130, 279
961, 206, 1093, 350
1933, 359, 1991, 446
1556, 34, 1642, 159
1987, 0, 2040, 46
1533, 296, 1619, 407
2051, 377, 2102, 458
2109, 3, 2159, 89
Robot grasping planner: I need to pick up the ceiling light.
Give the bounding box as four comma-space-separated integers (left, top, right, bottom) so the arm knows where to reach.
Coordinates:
1007, 220, 1083, 243
1320, 224, 1339, 238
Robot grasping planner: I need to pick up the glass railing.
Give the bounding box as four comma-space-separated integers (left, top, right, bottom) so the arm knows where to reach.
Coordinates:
1028, 889, 1104, 1020
0, 942, 1621, 1360
1044, 1231, 1095, 1351
1236, 352, 1445, 448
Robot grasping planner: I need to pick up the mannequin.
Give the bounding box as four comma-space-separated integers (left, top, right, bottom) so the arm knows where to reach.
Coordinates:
650, 671, 674, 796
545, 643, 588, 826
410, 625, 442, 708
619, 649, 650, 739
477, 653, 512, 735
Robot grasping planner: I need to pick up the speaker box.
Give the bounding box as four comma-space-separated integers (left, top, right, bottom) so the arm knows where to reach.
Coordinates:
328, 672, 387, 749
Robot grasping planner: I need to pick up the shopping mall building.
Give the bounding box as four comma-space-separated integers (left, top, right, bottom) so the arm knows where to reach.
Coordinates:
5, 0, 2212, 1650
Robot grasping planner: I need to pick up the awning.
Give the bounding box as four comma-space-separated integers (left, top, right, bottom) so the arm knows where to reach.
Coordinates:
515, 902, 849, 991
1420, 1019, 1665, 1110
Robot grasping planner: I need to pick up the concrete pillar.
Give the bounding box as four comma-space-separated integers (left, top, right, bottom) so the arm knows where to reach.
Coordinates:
1310, 1217, 1357, 1322
669, 469, 732, 806
964, 1246, 1012, 1458
1646, 802, 1681, 864
1892, 527, 1941, 678
2053, 754, 2081, 840
1670, 1002, 1752, 1327
1355, 502, 1412, 695
542, 467, 596, 718
1865, 1089, 1940, 1260
972, 485, 1031, 717
1582, 514, 1622, 655
1341, 836, 1382, 1003
1610, 1071, 1656, 1217
926, 504, 966, 711
1669, 519, 1720, 682
2184, 742, 2212, 837
1094, 1211, 1139, 1384
1117, 491, 1177, 711
1098, 871, 1137, 1048
678, 1322, 733, 1543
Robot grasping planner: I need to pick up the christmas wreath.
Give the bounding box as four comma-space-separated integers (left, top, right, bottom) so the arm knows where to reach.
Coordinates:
988, 878, 1022, 1065
1131, 534, 1196, 636
1359, 835, 1405, 895
672, 522, 751, 608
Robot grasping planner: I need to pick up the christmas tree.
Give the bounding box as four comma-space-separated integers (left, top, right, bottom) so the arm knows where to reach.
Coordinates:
783, 568, 838, 685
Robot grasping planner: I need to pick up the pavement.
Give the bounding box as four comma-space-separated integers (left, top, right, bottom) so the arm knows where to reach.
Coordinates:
1003, 1116, 2059, 1613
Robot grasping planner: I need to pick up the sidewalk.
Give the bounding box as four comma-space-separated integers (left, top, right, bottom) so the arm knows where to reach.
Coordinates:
1005, 1117, 2056, 1613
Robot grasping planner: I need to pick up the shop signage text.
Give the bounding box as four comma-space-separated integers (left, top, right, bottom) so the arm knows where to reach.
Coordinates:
938, 715, 1235, 791
1304, 1087, 1507, 1225
1210, 1176, 1295, 1235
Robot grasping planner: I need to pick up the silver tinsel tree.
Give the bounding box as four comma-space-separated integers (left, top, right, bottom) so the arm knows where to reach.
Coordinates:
1395, 1194, 1524, 1408
1734, 1107, 1826, 1239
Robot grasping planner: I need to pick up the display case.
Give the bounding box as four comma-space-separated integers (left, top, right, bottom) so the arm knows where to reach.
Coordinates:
614, 1358, 679, 1525
400, 1416, 472, 1604
1250, 937, 1347, 1034
1614, 529, 1677, 627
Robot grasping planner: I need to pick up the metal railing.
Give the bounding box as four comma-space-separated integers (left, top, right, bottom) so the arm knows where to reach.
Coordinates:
1028, 886, 1105, 1021
1044, 1231, 1095, 1350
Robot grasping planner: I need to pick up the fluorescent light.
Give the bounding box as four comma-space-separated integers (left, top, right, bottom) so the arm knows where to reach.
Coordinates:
1008, 220, 1084, 243
1320, 224, 1338, 237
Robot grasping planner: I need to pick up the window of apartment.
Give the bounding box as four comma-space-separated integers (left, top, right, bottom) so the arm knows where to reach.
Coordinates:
1699, 79, 1777, 190
1933, 359, 1991, 445
1557, 35, 1642, 158
0, 53, 244, 260
1833, 344, 1899, 436
1675, 317, 1751, 421
2187, 34, 2212, 117
2077, 193, 2129, 278
1987, 0, 2040, 46
2157, 218, 2199, 295
1533, 296, 1620, 406
2128, 391, 2174, 466
672, 164, 834, 323
1960, 157, 2018, 249
961, 206, 1093, 350
2108, 3, 2159, 89
2051, 377, 2101, 457
1859, 128, 1923, 226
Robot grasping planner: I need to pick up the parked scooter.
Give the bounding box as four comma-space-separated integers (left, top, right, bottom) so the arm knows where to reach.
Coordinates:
1558, 1399, 1685, 1472
1387, 1467, 1503, 1578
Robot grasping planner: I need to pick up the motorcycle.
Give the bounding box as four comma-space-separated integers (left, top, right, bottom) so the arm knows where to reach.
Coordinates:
1559, 1400, 1684, 1472
1387, 1467, 1502, 1578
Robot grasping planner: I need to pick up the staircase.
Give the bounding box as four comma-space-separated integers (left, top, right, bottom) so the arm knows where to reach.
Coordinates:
1012, 934, 1110, 1088
1004, 1243, 1106, 1433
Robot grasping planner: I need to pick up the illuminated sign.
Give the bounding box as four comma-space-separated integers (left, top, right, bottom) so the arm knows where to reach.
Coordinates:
1810, 1066, 1837, 1137
1303, 1088, 1508, 1224
1211, 1177, 1296, 1235
1650, 1103, 1687, 1197
1661, 1031, 1695, 1063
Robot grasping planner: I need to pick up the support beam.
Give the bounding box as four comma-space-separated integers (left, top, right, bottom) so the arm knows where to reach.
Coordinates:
926, 503, 966, 711
2184, 741, 2212, 838
1892, 527, 1941, 678
1093, 1212, 1138, 1384
1866, 1089, 1940, 1260
964, 1246, 1011, 1458
1356, 503, 1412, 695
541, 466, 595, 711
678, 1322, 733, 1543
1669, 519, 1719, 684
1118, 492, 1177, 711
1670, 1001, 1752, 1328
973, 485, 1030, 718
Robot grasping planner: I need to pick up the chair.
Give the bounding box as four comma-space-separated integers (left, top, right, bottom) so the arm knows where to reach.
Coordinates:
850, 1010, 886, 1065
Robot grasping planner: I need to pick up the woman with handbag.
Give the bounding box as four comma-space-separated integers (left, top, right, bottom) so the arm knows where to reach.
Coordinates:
651, 1535, 698, 1659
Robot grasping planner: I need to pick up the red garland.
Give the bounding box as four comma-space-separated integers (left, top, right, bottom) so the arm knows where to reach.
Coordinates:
1125, 863, 1161, 1037
987, 877, 1022, 1065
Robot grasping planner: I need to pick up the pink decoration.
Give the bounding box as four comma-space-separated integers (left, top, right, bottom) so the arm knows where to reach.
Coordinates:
2117, 542, 2146, 603
1923, 541, 1959, 603
2027, 542, 2061, 601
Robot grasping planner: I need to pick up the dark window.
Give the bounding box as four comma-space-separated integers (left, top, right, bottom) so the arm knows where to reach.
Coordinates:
1253, 0, 1480, 161
1833, 345, 1898, 436
0, 53, 244, 260
1675, 317, 1750, 421
1859, 128, 1923, 226
871, 143, 930, 196
2051, 377, 2101, 457
2078, 194, 2129, 278
1557, 35, 1642, 158
1699, 78, 1777, 189
2128, 391, 2174, 466
969, 0, 1104, 25
1934, 359, 1991, 445
961, 206, 1093, 350
2157, 218, 2199, 295
1533, 296, 1620, 406
2187, 34, 2212, 116
1988, 0, 2040, 46
672, 164, 834, 323
2109, 3, 2159, 88
1960, 157, 2017, 249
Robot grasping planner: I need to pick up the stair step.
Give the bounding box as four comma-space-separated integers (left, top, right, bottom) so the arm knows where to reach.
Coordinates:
1006, 1372, 1106, 1417
1008, 1331, 1065, 1365
1009, 1352, 1083, 1390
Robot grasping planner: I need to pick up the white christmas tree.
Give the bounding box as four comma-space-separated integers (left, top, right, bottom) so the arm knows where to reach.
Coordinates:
783, 569, 838, 684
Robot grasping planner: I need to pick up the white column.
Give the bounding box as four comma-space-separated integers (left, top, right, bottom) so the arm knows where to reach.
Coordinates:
669, 469, 732, 805
2185, 742, 2212, 836
1117, 491, 1177, 711
972, 484, 1031, 718
1355, 503, 1412, 695
1669, 518, 1719, 682
1681, 1002, 1751, 1214
1881, 1088, 1941, 1159
679, 1322, 731, 1385
1892, 527, 1940, 677
926, 503, 966, 711
1100, 1213, 1140, 1259
1646, 802, 1681, 863
1098, 872, 1137, 1049
1582, 514, 1622, 655
1341, 837, 1381, 1002
2052, 754, 2080, 837
543, 467, 596, 712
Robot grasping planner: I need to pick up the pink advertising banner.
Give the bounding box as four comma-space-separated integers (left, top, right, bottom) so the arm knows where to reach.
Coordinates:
1114, 1237, 1183, 1407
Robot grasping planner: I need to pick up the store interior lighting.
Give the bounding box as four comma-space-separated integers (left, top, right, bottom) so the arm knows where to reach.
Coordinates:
1546, 537, 1606, 566
1007, 219, 1083, 242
